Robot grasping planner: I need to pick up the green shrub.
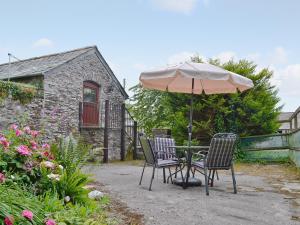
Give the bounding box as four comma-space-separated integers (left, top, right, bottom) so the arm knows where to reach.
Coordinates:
0, 81, 37, 104
50, 136, 89, 175
54, 169, 92, 205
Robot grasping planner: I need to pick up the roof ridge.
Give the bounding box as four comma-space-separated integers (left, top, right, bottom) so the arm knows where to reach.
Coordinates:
0, 45, 96, 67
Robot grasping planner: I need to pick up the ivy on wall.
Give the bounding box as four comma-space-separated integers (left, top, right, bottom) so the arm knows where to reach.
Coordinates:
0, 80, 37, 104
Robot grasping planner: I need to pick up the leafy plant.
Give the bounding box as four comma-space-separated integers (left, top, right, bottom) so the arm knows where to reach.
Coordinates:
0, 81, 37, 104
0, 184, 45, 225
54, 169, 92, 205
50, 135, 89, 175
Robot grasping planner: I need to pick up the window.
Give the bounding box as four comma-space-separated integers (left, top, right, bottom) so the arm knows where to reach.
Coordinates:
83, 87, 97, 103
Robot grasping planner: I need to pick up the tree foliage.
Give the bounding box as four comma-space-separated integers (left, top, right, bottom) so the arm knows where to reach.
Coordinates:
129, 58, 282, 145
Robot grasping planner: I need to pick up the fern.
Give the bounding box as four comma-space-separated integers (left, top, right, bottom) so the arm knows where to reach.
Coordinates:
51, 135, 90, 175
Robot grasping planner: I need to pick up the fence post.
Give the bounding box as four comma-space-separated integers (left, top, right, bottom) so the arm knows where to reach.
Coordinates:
133, 121, 138, 160
120, 103, 126, 161
103, 100, 109, 163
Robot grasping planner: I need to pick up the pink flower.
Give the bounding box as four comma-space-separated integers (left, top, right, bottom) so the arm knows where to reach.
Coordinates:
0, 172, 5, 183
22, 210, 33, 221
30, 130, 39, 138
4, 216, 14, 225
42, 143, 50, 149
23, 126, 31, 134
15, 129, 23, 137
10, 124, 18, 131
16, 145, 31, 156
45, 219, 56, 225
30, 140, 38, 150
0, 137, 10, 149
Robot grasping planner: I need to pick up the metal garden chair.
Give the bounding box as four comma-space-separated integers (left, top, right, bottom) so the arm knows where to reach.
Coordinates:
138, 134, 183, 191
191, 133, 238, 195
154, 137, 181, 183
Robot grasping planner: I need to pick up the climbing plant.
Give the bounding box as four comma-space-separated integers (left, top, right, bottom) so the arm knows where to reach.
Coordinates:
0, 80, 37, 104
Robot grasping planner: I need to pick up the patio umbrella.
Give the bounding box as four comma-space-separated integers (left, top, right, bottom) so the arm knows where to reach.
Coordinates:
139, 62, 254, 146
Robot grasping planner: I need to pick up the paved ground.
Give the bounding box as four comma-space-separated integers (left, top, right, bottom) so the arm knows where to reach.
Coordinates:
84, 162, 300, 225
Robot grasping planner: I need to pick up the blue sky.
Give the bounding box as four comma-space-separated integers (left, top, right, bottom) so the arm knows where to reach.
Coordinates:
1, 0, 300, 111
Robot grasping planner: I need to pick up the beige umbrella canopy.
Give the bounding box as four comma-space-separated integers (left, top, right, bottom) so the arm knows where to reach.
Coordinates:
139, 62, 254, 145
140, 62, 254, 95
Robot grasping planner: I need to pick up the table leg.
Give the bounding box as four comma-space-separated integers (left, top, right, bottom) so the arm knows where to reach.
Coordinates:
183, 150, 192, 189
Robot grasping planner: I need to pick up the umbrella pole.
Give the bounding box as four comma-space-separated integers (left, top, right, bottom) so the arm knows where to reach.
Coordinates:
188, 78, 194, 147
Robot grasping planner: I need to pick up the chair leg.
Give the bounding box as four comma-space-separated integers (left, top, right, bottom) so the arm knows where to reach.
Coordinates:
216, 170, 219, 180
139, 162, 146, 185
204, 167, 209, 196
231, 164, 237, 194
168, 167, 173, 183
192, 167, 195, 178
210, 170, 215, 187
149, 166, 156, 191
163, 168, 166, 183
180, 165, 184, 180
175, 165, 178, 178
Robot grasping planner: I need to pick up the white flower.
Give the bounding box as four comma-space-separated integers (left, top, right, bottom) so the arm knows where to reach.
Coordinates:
58, 165, 64, 170
64, 196, 71, 202
41, 161, 55, 169
10, 175, 15, 180
47, 173, 60, 181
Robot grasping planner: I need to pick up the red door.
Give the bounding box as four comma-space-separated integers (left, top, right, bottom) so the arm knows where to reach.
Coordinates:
82, 81, 99, 126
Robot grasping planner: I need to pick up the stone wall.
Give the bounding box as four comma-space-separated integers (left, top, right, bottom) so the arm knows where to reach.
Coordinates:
0, 95, 44, 131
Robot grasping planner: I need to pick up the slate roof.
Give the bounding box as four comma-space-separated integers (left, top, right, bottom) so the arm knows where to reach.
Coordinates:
0, 46, 128, 98
0, 46, 94, 79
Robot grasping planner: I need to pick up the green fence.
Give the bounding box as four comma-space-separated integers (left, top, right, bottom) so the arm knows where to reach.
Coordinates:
240, 129, 300, 167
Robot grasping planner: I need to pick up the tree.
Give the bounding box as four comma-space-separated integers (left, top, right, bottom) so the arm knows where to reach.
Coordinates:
129, 58, 282, 145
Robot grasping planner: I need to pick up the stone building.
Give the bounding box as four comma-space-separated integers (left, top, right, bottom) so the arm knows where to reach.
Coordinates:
0, 46, 133, 160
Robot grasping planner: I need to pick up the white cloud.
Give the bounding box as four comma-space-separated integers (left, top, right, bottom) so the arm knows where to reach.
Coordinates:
167, 51, 199, 64
33, 38, 54, 48
269, 46, 288, 65
213, 51, 237, 63
276, 64, 300, 96
246, 52, 261, 62
151, 0, 198, 14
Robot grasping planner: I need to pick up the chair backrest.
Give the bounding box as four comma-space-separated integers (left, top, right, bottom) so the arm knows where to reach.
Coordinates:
154, 137, 176, 160
206, 133, 237, 169
139, 134, 156, 165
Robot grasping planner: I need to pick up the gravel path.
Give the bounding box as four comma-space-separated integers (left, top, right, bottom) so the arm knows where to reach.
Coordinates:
84, 163, 300, 225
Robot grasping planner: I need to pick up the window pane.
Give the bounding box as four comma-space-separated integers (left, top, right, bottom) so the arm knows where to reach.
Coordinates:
83, 87, 97, 103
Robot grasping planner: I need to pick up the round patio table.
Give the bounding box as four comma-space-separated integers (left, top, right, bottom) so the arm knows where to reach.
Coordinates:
167, 145, 209, 189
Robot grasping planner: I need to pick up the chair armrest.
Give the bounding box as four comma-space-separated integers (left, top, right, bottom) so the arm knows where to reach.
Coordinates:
192, 151, 207, 161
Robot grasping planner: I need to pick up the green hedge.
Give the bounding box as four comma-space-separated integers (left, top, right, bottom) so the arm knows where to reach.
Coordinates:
0, 80, 37, 104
